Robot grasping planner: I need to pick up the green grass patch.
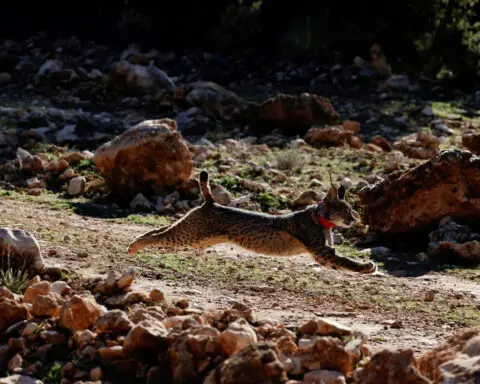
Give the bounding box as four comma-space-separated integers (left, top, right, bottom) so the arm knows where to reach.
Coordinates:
110, 214, 171, 227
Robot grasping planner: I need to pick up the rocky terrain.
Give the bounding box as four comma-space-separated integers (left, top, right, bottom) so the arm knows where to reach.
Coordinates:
0, 34, 480, 383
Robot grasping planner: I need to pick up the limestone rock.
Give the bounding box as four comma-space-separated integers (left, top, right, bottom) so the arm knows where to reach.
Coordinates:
0, 375, 43, 384
67, 176, 86, 196
462, 132, 480, 154
123, 319, 168, 362
93, 119, 192, 198
393, 131, 440, 159
252, 93, 340, 135
428, 217, 480, 262
0, 298, 30, 332
95, 309, 134, 334
219, 318, 258, 357
353, 349, 430, 384
59, 293, 101, 332
204, 342, 288, 384
0, 228, 44, 273
305, 126, 353, 148
359, 150, 480, 233
299, 319, 353, 337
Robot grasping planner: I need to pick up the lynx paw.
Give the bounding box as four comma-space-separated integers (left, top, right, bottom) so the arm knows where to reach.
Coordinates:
361, 261, 378, 274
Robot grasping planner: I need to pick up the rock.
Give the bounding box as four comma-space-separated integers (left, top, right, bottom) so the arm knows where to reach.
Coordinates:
427, 217, 480, 262
130, 193, 153, 211
386, 74, 410, 90
353, 348, 430, 383
462, 132, 480, 154
24, 281, 50, 303
0, 72, 12, 85
359, 150, 480, 233
29, 292, 62, 318
73, 329, 96, 348
123, 319, 168, 361
0, 228, 44, 273
211, 185, 232, 206
109, 61, 159, 93
67, 176, 86, 196
0, 298, 30, 332
299, 319, 353, 337
149, 289, 165, 303
129, 306, 166, 324
305, 126, 354, 148
371, 135, 392, 152
343, 120, 361, 134
59, 293, 101, 332
304, 369, 346, 384
98, 345, 125, 362
7, 353, 22, 372
90, 367, 103, 381
291, 190, 322, 210
219, 318, 258, 356
95, 310, 134, 334
252, 93, 340, 135
308, 337, 359, 376
116, 268, 136, 291
93, 119, 193, 198
439, 353, 480, 384
0, 375, 43, 384
204, 342, 288, 384
419, 328, 480, 382
50, 281, 72, 296
393, 131, 440, 159
168, 325, 220, 383
104, 291, 149, 307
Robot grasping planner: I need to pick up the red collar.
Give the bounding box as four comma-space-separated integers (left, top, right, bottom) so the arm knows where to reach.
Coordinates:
318, 216, 337, 229
315, 201, 337, 229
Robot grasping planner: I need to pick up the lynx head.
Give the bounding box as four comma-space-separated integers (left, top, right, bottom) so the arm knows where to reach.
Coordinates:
319, 176, 361, 228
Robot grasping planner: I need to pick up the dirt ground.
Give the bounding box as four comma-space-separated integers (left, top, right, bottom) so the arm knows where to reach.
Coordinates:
1, 194, 479, 355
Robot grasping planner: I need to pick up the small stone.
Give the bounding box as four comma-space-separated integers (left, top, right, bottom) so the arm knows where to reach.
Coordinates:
424, 290, 437, 302
390, 320, 403, 329
219, 318, 258, 357
59, 293, 101, 332
304, 369, 346, 384
130, 193, 153, 211
299, 319, 352, 337
98, 345, 125, 362
21, 322, 38, 337
90, 367, 103, 381
74, 330, 96, 348
149, 289, 165, 303
176, 299, 189, 309
116, 268, 136, 291
8, 353, 23, 372
67, 176, 87, 196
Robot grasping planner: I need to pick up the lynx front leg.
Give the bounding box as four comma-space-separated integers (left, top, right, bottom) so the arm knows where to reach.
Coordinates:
128, 225, 171, 255
307, 243, 377, 274
323, 228, 333, 247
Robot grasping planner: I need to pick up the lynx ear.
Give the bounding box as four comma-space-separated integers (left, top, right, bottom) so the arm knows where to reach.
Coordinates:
325, 185, 338, 200
352, 210, 361, 220
338, 185, 346, 200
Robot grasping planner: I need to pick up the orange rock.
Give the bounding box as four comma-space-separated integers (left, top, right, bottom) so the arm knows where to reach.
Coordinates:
93, 119, 192, 198
358, 149, 480, 233
343, 120, 361, 134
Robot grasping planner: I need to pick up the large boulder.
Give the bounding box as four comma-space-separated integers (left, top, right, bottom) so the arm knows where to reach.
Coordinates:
0, 228, 44, 274
248, 93, 340, 135
358, 150, 480, 233
93, 119, 193, 198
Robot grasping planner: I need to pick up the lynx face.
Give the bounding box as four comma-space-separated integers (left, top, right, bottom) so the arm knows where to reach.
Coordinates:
322, 184, 361, 228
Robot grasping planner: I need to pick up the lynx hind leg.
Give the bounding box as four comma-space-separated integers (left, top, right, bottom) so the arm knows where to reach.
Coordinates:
308, 244, 377, 274
128, 209, 217, 255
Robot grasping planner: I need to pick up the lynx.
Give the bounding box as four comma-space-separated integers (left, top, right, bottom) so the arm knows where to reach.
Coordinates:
128, 171, 377, 274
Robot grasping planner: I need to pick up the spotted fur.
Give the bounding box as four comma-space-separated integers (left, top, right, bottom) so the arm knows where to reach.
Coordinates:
128, 171, 377, 274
